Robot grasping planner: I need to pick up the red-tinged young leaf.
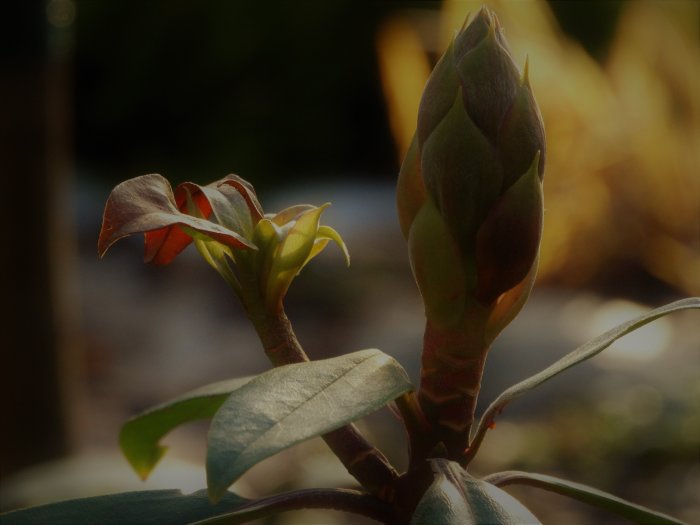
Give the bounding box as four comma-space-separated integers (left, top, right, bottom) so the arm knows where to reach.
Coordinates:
98, 174, 255, 265
143, 182, 215, 265
218, 175, 264, 223
148, 176, 260, 264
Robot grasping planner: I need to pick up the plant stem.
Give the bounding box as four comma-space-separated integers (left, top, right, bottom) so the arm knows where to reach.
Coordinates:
243, 297, 398, 496
417, 319, 489, 464
394, 392, 430, 471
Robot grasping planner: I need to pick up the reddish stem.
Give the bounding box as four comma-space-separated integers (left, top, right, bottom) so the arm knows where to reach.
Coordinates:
417, 320, 489, 464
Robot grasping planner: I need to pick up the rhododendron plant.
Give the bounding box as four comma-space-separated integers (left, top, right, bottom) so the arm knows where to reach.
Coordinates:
3, 7, 697, 525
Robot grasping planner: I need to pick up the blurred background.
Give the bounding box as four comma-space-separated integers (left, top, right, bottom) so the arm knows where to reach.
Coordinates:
1, 0, 698, 523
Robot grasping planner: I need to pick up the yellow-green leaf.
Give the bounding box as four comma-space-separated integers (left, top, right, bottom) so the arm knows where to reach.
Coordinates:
120, 377, 251, 480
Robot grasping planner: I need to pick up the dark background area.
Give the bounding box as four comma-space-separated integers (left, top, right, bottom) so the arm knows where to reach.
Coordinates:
72, 0, 623, 188
74, 1, 399, 188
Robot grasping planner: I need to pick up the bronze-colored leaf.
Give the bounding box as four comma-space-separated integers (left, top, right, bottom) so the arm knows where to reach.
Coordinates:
98, 174, 255, 265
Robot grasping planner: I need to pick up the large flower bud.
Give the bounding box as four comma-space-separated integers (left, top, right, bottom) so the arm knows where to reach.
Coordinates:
397, 8, 546, 460
398, 7, 545, 331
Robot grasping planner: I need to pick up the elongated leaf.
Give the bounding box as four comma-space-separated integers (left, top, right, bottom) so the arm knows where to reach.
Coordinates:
467, 298, 700, 461
121, 377, 252, 480
191, 488, 392, 525
0, 489, 247, 525
206, 349, 413, 502
411, 460, 541, 525
483, 471, 684, 525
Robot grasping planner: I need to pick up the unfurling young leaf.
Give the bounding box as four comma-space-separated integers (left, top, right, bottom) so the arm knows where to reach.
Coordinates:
98, 174, 349, 313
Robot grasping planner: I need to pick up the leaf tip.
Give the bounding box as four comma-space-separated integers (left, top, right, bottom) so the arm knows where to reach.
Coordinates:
206, 480, 227, 505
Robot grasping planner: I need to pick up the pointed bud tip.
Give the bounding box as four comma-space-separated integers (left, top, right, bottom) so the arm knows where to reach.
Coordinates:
460, 11, 471, 31
465, 5, 495, 35
476, 5, 493, 22
476, 5, 502, 32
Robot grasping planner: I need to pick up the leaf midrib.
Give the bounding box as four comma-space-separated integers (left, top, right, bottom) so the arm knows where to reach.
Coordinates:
230, 352, 390, 465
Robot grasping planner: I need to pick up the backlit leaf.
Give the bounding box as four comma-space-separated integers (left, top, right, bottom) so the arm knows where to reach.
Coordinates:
120, 377, 252, 480
265, 204, 329, 310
